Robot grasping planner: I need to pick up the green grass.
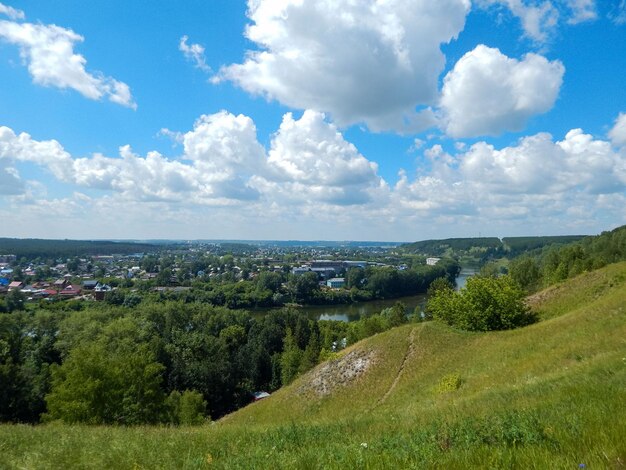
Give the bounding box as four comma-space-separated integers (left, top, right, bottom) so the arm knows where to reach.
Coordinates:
2, 263, 626, 469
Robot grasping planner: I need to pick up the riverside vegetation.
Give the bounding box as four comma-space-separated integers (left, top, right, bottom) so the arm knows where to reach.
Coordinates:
1, 226, 625, 467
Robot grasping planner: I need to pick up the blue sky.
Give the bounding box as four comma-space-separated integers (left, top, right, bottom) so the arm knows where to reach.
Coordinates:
1, 0, 625, 241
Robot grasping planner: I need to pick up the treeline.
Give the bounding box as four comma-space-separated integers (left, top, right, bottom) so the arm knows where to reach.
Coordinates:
103, 261, 461, 310
0, 299, 418, 425
502, 235, 586, 257
509, 225, 626, 291
401, 235, 587, 259
401, 237, 502, 255
0, 238, 156, 259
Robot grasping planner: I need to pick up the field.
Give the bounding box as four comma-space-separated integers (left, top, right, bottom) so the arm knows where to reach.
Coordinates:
1, 263, 625, 469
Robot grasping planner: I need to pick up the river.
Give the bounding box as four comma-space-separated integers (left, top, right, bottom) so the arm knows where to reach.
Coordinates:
291, 268, 477, 322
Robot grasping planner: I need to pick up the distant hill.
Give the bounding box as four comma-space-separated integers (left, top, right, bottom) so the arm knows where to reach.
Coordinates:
0, 238, 157, 259
502, 235, 587, 254
2, 262, 624, 468
401, 237, 502, 255
401, 234, 589, 258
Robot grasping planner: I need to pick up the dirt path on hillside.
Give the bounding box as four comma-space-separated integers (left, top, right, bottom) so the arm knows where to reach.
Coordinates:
375, 326, 420, 407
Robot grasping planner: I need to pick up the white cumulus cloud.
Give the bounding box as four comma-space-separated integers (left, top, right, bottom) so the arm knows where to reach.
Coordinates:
394, 127, 626, 226
609, 113, 626, 148
0, 18, 136, 108
215, 0, 469, 132
257, 110, 387, 205
440, 45, 564, 138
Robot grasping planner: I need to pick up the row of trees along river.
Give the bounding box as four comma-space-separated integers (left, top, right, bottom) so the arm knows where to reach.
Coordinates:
266, 267, 476, 322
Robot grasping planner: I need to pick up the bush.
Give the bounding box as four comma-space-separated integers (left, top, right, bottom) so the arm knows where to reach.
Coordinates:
427, 275, 536, 331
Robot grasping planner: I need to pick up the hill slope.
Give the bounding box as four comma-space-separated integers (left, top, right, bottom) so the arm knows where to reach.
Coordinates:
1, 263, 625, 469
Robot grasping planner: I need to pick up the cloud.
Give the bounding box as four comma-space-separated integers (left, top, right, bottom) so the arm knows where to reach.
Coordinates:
214, 0, 469, 132
0, 2, 24, 20
609, 0, 626, 25
0, 159, 23, 195
0, 18, 136, 108
565, 0, 597, 24
0, 126, 74, 181
257, 110, 387, 205
477, 0, 560, 42
609, 113, 626, 148
3, 114, 625, 239
179, 35, 210, 72
394, 128, 626, 224
440, 45, 564, 138
1, 109, 387, 209
0, 118, 263, 204
181, 111, 266, 200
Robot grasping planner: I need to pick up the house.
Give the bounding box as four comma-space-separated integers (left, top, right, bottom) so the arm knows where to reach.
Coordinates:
59, 284, 81, 298
53, 279, 68, 290
94, 283, 112, 301
326, 277, 345, 289
8, 281, 24, 291
81, 280, 99, 290
426, 257, 441, 266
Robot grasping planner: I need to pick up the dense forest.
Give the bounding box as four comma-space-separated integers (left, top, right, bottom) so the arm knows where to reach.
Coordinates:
401, 237, 503, 255
401, 235, 589, 267
508, 225, 626, 291
0, 239, 157, 259
0, 298, 420, 424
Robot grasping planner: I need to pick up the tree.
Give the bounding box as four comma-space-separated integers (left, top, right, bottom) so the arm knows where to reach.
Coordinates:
166, 389, 207, 425
427, 275, 535, 331
5, 289, 26, 312
45, 318, 167, 424
381, 301, 407, 328
509, 257, 541, 291
345, 267, 365, 289
280, 328, 302, 385
299, 324, 321, 374
287, 272, 319, 303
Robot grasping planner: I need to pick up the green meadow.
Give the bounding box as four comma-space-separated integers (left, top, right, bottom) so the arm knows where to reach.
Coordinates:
1, 262, 625, 469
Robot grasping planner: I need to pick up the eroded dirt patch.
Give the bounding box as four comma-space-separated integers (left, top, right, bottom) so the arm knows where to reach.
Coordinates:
298, 349, 377, 397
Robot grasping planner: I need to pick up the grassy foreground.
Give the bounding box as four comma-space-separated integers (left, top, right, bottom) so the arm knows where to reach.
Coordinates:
1, 263, 625, 469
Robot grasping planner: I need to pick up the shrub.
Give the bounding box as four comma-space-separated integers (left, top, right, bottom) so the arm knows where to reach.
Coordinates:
427, 275, 536, 331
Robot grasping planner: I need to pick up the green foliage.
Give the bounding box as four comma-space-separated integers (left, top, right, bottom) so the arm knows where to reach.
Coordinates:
0, 238, 156, 258
380, 301, 408, 328
44, 317, 166, 425
4, 289, 26, 312
166, 390, 207, 425
507, 225, 626, 292
436, 373, 462, 393
428, 275, 535, 331
280, 328, 303, 385
402, 237, 502, 255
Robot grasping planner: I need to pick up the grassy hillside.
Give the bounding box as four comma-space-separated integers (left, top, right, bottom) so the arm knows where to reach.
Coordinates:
1, 263, 625, 469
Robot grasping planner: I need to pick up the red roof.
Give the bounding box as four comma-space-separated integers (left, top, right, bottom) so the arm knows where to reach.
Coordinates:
59, 285, 81, 296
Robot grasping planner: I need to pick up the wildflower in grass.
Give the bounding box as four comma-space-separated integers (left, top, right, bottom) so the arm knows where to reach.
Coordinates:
206, 453, 213, 464
360, 442, 368, 449
579, 465, 586, 468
